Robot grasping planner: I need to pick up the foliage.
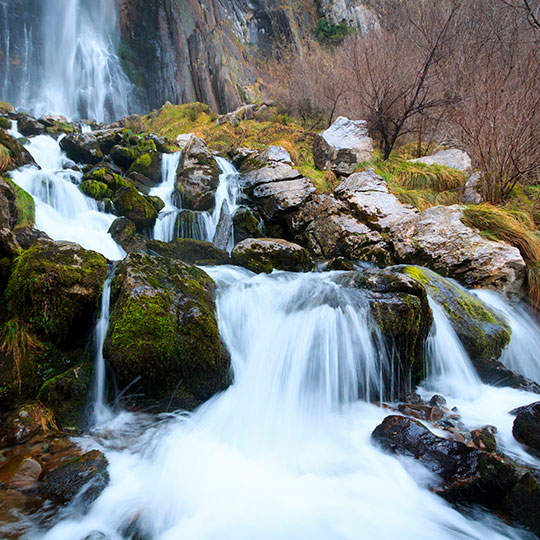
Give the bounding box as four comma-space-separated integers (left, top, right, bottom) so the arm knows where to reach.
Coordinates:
316, 18, 352, 45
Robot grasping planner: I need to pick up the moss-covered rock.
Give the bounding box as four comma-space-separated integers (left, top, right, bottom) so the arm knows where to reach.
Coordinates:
59, 133, 103, 165
37, 362, 93, 432
80, 180, 111, 201
83, 166, 131, 193
127, 150, 161, 184
147, 238, 230, 265
108, 217, 146, 253
0, 129, 36, 171
104, 252, 230, 406
232, 206, 266, 243
113, 186, 158, 231
5, 239, 107, 345
110, 144, 138, 170
0, 177, 35, 230
0, 117, 11, 130
231, 238, 313, 273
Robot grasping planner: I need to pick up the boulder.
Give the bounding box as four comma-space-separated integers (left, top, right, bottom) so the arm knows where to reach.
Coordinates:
462, 172, 483, 204
313, 116, 373, 175
15, 114, 46, 137
409, 149, 472, 172
335, 169, 417, 231
391, 206, 526, 297
507, 473, 540, 538
252, 177, 316, 221
147, 238, 230, 266
242, 162, 302, 191
232, 206, 266, 243
372, 415, 519, 505
127, 148, 162, 184
0, 129, 36, 170
231, 238, 313, 273
13, 227, 49, 250
104, 253, 230, 405
213, 200, 233, 250
176, 135, 220, 211
113, 186, 159, 231
0, 402, 54, 446
108, 217, 146, 253
0, 178, 19, 230
39, 450, 109, 506
5, 239, 107, 344
110, 144, 138, 169
59, 133, 103, 165
512, 402, 540, 453
0, 456, 42, 489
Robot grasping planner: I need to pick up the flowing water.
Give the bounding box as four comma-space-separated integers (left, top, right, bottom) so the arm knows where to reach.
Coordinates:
8, 130, 124, 260
0, 0, 134, 122
35, 268, 538, 540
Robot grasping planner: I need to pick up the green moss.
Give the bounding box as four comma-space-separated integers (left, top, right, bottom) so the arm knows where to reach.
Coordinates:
46, 121, 75, 136
113, 186, 158, 229
5, 177, 35, 227
80, 180, 111, 201
0, 117, 10, 130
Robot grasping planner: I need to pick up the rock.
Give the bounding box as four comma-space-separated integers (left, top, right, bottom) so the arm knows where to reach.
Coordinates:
471, 426, 497, 453
147, 238, 230, 265
409, 149, 472, 172
83, 166, 131, 193
213, 200, 233, 250
335, 169, 417, 231
127, 147, 162, 185
37, 363, 93, 431
108, 217, 146, 253
462, 172, 483, 204
230, 147, 259, 169
231, 238, 313, 274
39, 450, 109, 505
232, 206, 266, 243
80, 179, 112, 201
176, 136, 220, 211
113, 186, 159, 231
372, 415, 519, 505
59, 133, 103, 165
392, 206, 526, 297
0, 178, 19, 230
0, 129, 36, 170
242, 162, 302, 191
507, 473, 540, 537
104, 252, 230, 405
0, 456, 42, 489
0, 402, 54, 446
319, 0, 379, 32
13, 227, 49, 250
313, 116, 373, 175
15, 114, 46, 137
252, 177, 316, 221
5, 239, 107, 344
512, 402, 540, 453
110, 144, 138, 169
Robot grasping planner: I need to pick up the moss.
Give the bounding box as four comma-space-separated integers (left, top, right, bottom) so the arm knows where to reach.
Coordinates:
85, 167, 131, 192
0, 101, 14, 114
80, 180, 111, 201
113, 186, 158, 230
401, 265, 511, 360
4, 177, 35, 227
147, 238, 230, 265
46, 121, 75, 136
0, 117, 10, 130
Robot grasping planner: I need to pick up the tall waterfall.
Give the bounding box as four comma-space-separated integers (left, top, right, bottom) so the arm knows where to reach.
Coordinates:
0, 0, 134, 122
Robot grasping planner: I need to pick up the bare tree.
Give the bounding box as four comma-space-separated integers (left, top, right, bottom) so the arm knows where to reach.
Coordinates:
500, 0, 540, 30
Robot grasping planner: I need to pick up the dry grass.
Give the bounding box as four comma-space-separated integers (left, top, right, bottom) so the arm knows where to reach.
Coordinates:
462, 204, 540, 309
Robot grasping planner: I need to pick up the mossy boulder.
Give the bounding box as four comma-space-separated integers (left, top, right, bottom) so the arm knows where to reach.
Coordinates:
59, 133, 103, 165
147, 238, 230, 265
0, 129, 36, 171
83, 166, 131, 193
80, 180, 111, 201
108, 217, 146, 253
0, 117, 10, 130
110, 145, 138, 169
232, 206, 266, 243
127, 150, 162, 184
5, 239, 107, 345
232, 238, 313, 274
14, 114, 46, 137
113, 186, 158, 231
104, 252, 230, 407
37, 362, 93, 431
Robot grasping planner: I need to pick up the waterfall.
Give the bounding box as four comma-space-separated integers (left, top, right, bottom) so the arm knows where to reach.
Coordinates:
92, 269, 115, 427
150, 152, 182, 242
0, 0, 134, 122
8, 133, 124, 260
41, 268, 530, 540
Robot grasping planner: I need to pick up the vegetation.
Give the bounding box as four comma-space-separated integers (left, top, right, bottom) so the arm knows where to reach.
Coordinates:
316, 18, 352, 45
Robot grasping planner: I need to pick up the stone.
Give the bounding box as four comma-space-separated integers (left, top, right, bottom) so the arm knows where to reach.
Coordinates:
232, 238, 314, 273
512, 402, 540, 453
409, 149, 472, 172
147, 238, 230, 265
104, 252, 230, 405
59, 133, 103, 165
108, 217, 146, 253
0, 402, 53, 446
113, 186, 159, 231
507, 473, 540, 538
462, 172, 483, 204
0, 456, 42, 489
15, 114, 46, 137
313, 116, 373, 175
392, 206, 526, 297
471, 426, 497, 453
319, 0, 380, 33
232, 206, 266, 243
0, 129, 36, 170
242, 163, 302, 191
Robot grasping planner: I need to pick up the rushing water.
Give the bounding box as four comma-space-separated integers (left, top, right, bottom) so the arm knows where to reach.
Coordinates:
37, 268, 537, 540
0, 0, 133, 122
8, 130, 124, 260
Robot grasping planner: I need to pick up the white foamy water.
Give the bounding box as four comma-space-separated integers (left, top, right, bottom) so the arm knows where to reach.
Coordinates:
39, 269, 530, 540
8, 134, 124, 260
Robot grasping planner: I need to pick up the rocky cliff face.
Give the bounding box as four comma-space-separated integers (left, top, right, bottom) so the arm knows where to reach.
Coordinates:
117, 0, 319, 113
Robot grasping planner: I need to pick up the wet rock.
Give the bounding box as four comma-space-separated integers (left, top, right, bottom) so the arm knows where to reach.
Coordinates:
325, 257, 356, 271
313, 116, 373, 175
232, 238, 313, 274
5, 239, 107, 345
59, 133, 103, 165
409, 149, 472, 172
232, 206, 266, 243
507, 473, 540, 538
39, 450, 109, 505
176, 135, 220, 211
512, 402, 540, 454
471, 426, 497, 453
372, 415, 519, 505
15, 114, 46, 137
0, 456, 42, 489
108, 217, 146, 253
110, 144, 138, 169
0, 179, 19, 230
105, 252, 230, 404
0, 402, 54, 446
392, 205, 525, 297
0, 129, 36, 170
213, 200, 233, 250
147, 238, 230, 266
113, 186, 159, 231
13, 228, 49, 250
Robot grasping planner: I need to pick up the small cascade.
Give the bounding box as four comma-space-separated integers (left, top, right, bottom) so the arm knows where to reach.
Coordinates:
92, 269, 115, 426
1, 0, 134, 122
8, 134, 124, 260
475, 289, 540, 382
423, 297, 482, 399
150, 152, 182, 242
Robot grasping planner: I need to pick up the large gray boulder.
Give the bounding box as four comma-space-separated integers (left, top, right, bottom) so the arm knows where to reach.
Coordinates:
409, 149, 472, 172
313, 116, 373, 175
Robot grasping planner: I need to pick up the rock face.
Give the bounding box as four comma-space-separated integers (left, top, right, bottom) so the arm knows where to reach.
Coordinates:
391, 205, 526, 296
512, 402, 540, 453
0, 129, 36, 171
319, 0, 379, 33
372, 415, 519, 505
104, 252, 230, 406
410, 149, 472, 172
231, 238, 313, 273
59, 133, 103, 165
313, 117, 373, 175
5, 239, 107, 344
147, 238, 230, 266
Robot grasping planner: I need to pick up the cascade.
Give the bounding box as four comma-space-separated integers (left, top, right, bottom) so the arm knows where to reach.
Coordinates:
0, 0, 134, 122
8, 129, 124, 260
40, 269, 532, 540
